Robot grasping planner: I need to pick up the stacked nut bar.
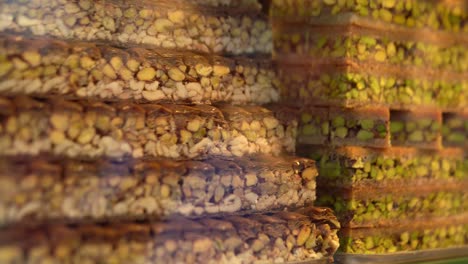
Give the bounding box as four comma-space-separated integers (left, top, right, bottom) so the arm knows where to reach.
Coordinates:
0, 208, 340, 264
271, 0, 468, 258
0, 0, 341, 263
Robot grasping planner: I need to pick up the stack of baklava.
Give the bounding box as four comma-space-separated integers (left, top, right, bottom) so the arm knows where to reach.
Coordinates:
271, 0, 468, 258
0, 1, 340, 263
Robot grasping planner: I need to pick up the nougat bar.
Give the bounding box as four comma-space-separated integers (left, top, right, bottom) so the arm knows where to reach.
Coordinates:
298, 105, 389, 148
0, 96, 296, 159
277, 63, 467, 110
273, 27, 468, 73
297, 146, 467, 185
0, 208, 340, 264
0, 35, 279, 104
0, 0, 271, 55
298, 106, 330, 145
442, 111, 468, 148
390, 109, 442, 149
270, 0, 468, 33
339, 214, 468, 254
316, 181, 468, 227
329, 106, 389, 147
0, 155, 317, 226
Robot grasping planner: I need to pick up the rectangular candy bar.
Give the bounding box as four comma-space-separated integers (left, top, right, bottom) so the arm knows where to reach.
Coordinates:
0, 0, 271, 55
273, 26, 468, 73
298, 106, 330, 145
339, 214, 468, 254
334, 247, 468, 264
0, 96, 296, 159
270, 0, 468, 33
329, 106, 389, 148
442, 111, 468, 148
276, 62, 467, 110
297, 145, 467, 186
0, 35, 279, 104
316, 181, 468, 228
390, 109, 442, 149
297, 105, 390, 148
0, 208, 340, 264
0, 155, 317, 226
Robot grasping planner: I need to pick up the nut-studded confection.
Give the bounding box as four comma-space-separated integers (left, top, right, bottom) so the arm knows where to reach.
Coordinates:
390, 109, 442, 149
0, 208, 340, 264
273, 27, 468, 73
299, 146, 467, 185
277, 63, 467, 111
0, 0, 272, 55
270, 0, 468, 33
298, 105, 390, 148
0, 96, 297, 159
0, 155, 317, 226
442, 111, 468, 149
339, 214, 468, 254
0, 35, 279, 104
274, 28, 468, 73
317, 180, 468, 228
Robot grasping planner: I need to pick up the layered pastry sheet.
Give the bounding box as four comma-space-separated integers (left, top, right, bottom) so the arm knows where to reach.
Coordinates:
0, 0, 272, 55
0, 208, 340, 264
270, 0, 468, 32
0, 155, 317, 226
339, 214, 468, 254
0, 96, 297, 159
0, 35, 279, 104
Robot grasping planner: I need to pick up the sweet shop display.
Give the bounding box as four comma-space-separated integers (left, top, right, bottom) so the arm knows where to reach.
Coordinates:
271, 0, 468, 110
271, 0, 468, 261
0, 1, 339, 263
0, 0, 466, 263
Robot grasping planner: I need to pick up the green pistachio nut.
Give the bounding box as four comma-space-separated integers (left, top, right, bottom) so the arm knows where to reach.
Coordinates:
321, 122, 330, 135
365, 236, 374, 250
360, 119, 374, 130
382, 0, 396, 8
335, 126, 348, 139
301, 113, 313, 123
390, 121, 404, 133
332, 116, 345, 127
447, 133, 465, 143
379, 9, 393, 22
408, 131, 424, 142
360, 36, 377, 46
406, 121, 417, 132
418, 118, 432, 128
302, 124, 318, 136
357, 129, 374, 141
374, 50, 387, 62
